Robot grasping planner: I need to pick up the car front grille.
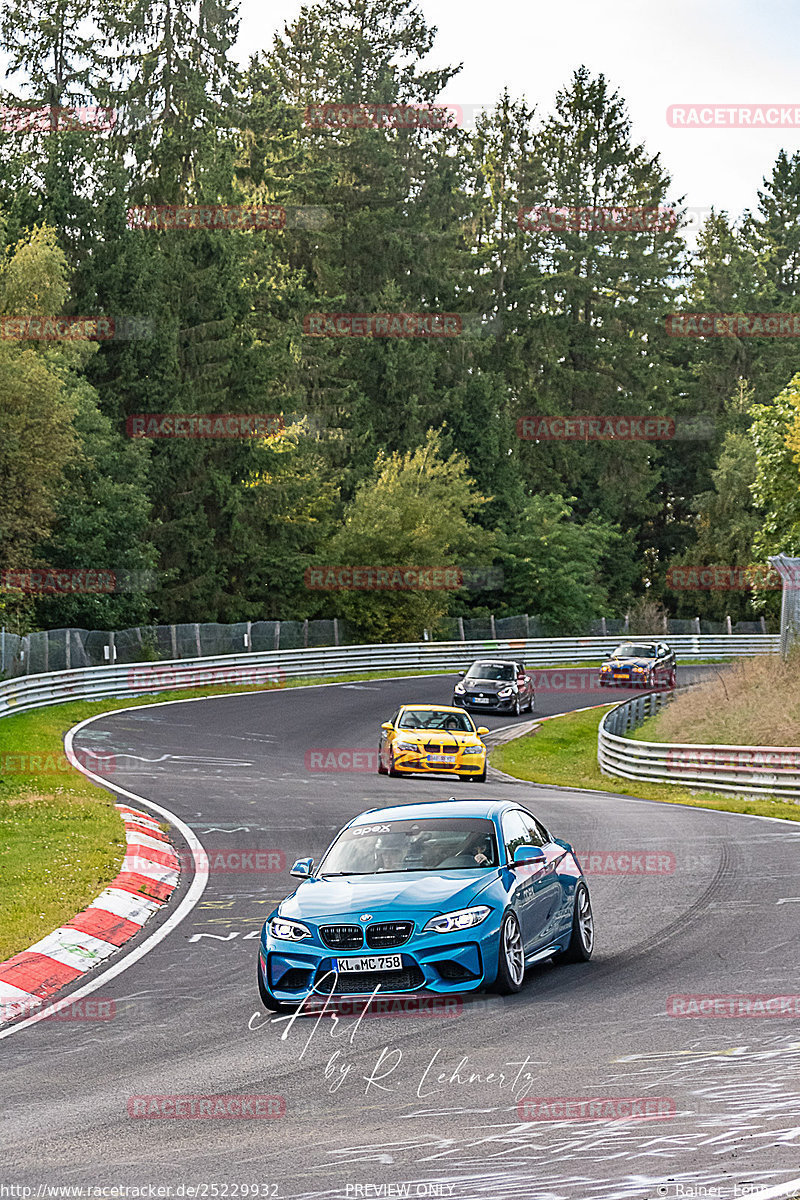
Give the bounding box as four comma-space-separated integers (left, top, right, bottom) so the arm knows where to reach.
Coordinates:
314, 965, 425, 994
319, 925, 363, 950
365, 921, 413, 948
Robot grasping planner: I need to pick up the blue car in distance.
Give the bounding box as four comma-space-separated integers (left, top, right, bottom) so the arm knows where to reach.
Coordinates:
257, 798, 593, 1011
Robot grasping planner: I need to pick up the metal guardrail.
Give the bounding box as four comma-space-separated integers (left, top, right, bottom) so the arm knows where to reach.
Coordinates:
0, 633, 780, 721
598, 691, 800, 799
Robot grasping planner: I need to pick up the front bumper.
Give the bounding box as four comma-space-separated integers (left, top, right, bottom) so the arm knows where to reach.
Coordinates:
599, 669, 646, 686
453, 692, 516, 711
391, 747, 487, 775
260, 915, 503, 1003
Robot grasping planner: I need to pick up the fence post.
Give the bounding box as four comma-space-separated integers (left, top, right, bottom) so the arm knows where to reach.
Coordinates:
0, 627, 4, 677
694, 616, 701, 634
490, 614, 496, 638
458, 616, 465, 641
170, 624, 178, 659
524, 614, 530, 638
303, 618, 309, 648
274, 621, 280, 650
760, 615, 767, 635
245, 620, 251, 651
65, 631, 70, 671
194, 623, 202, 657
42, 632, 49, 675
601, 616, 607, 636
109, 631, 116, 663
623, 613, 629, 632
726, 615, 732, 635
333, 618, 339, 647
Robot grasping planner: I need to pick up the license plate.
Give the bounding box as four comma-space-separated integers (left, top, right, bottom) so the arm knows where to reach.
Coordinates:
427, 754, 456, 764
334, 954, 403, 973
473, 697, 491, 704
613, 673, 627, 679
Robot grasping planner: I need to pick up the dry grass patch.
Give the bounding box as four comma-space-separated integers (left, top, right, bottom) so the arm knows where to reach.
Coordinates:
635, 653, 800, 747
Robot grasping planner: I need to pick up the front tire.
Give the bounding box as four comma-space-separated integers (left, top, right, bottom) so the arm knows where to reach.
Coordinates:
554, 883, 594, 964
512, 696, 521, 717
388, 750, 401, 778
494, 911, 525, 994
377, 744, 388, 774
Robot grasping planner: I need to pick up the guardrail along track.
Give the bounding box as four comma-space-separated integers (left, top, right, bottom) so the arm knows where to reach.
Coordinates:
0, 633, 780, 722
598, 690, 800, 799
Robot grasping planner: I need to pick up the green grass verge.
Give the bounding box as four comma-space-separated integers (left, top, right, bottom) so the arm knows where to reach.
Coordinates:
489, 705, 800, 823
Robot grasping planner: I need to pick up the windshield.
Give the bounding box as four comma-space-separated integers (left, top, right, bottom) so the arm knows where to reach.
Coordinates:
319, 817, 499, 874
398, 709, 475, 732
465, 662, 514, 681
613, 643, 656, 658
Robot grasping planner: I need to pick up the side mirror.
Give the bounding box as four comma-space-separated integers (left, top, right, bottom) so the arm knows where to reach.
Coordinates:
381, 722, 393, 731
457, 669, 466, 677
290, 857, 313, 879
511, 845, 546, 868
476, 726, 489, 736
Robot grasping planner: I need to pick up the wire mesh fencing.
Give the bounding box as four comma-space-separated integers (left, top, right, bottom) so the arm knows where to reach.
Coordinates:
0, 609, 778, 680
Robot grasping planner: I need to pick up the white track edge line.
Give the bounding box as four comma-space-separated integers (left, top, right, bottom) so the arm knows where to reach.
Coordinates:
0, 715, 209, 1042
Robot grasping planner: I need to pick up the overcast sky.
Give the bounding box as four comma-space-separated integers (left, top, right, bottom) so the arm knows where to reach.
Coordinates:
235, 0, 800, 225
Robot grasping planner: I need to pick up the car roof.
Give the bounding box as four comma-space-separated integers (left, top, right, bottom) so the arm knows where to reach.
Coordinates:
398, 703, 469, 713
350, 798, 521, 824
469, 659, 516, 665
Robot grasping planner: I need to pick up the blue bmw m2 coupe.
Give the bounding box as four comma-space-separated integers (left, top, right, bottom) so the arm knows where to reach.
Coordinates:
257, 798, 593, 1010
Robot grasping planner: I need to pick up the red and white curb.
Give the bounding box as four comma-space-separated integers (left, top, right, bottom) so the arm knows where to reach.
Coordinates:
0, 804, 180, 1024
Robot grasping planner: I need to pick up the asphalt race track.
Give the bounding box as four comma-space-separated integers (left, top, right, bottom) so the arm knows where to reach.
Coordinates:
3, 669, 800, 1200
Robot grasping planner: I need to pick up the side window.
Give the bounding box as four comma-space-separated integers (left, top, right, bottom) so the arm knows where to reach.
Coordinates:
390, 710, 400, 727
501, 811, 530, 860
519, 812, 547, 848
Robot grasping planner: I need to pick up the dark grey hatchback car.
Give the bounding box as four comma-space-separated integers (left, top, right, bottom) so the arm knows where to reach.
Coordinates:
452, 659, 535, 716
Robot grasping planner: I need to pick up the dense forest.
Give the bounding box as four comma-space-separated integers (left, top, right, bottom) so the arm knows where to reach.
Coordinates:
1, 0, 800, 642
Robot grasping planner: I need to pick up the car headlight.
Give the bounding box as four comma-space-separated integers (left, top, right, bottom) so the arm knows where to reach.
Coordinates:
632, 666, 645, 673
497, 687, 513, 698
600, 663, 611, 671
423, 905, 492, 934
454, 683, 465, 694
268, 917, 312, 941
394, 740, 419, 752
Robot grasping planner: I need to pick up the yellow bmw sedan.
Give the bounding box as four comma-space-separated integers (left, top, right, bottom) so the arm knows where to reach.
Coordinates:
377, 704, 490, 782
